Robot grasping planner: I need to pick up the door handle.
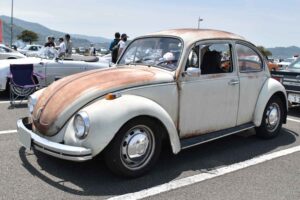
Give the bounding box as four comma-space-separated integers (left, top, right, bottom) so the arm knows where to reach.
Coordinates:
228, 79, 239, 85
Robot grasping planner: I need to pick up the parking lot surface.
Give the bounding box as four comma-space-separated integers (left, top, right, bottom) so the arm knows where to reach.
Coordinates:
0, 93, 299, 200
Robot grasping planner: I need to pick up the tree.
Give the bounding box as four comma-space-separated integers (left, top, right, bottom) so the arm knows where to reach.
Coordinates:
17, 30, 38, 44
257, 46, 272, 58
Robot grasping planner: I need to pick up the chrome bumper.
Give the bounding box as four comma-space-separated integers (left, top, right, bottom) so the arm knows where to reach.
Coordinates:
17, 117, 92, 162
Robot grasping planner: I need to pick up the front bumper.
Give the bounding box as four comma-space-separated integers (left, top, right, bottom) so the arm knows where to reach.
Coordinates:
17, 117, 92, 162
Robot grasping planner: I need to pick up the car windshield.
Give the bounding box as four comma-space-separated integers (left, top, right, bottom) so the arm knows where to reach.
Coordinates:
34, 47, 58, 59
289, 58, 300, 69
118, 37, 183, 71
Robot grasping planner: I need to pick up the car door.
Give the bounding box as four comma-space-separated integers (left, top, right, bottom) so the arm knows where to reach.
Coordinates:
235, 42, 268, 125
45, 60, 85, 85
179, 41, 239, 138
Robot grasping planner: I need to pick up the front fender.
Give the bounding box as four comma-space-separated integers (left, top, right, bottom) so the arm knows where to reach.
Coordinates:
253, 78, 287, 126
64, 94, 181, 157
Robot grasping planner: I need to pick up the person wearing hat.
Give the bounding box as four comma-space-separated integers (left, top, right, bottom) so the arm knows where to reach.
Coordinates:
118, 33, 129, 59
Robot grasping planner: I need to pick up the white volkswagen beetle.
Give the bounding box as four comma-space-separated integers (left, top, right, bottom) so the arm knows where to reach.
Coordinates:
0, 47, 109, 94
17, 29, 288, 177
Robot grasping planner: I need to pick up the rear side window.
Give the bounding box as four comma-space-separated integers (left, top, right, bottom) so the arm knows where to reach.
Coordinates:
236, 44, 263, 72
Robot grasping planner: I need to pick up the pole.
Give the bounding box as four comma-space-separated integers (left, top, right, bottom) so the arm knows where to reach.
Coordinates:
198, 17, 203, 29
10, 0, 14, 47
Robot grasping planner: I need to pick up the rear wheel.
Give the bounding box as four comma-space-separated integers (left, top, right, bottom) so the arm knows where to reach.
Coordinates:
104, 117, 162, 178
255, 97, 283, 139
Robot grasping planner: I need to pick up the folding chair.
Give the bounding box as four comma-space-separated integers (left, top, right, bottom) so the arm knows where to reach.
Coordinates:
9, 64, 41, 105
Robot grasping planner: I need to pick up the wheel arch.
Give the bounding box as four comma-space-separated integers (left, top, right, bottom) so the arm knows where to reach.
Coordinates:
253, 78, 288, 126
70, 94, 181, 157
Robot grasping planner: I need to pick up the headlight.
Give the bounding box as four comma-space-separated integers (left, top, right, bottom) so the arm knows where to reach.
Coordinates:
28, 94, 37, 114
73, 111, 90, 139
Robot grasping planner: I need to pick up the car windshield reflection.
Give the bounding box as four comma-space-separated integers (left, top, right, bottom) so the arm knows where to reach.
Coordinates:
118, 37, 183, 71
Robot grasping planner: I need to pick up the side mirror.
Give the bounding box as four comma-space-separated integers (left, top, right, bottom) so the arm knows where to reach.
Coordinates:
188, 51, 198, 67
186, 67, 201, 77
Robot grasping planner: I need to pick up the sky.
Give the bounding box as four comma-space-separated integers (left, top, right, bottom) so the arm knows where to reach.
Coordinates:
0, 0, 299, 47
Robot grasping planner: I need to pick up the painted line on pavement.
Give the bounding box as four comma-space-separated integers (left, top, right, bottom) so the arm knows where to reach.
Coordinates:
0, 130, 17, 135
287, 117, 300, 123
109, 145, 300, 200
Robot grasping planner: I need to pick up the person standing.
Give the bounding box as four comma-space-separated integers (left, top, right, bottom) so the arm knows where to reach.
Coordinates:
44, 36, 55, 47
58, 37, 66, 58
109, 32, 120, 63
118, 33, 129, 59
65, 34, 72, 57
89, 43, 96, 56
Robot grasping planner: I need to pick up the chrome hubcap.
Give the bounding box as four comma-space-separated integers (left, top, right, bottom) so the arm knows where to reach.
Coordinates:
121, 125, 154, 170
265, 103, 280, 132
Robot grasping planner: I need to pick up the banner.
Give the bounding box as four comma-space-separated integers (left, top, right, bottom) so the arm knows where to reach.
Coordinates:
0, 19, 3, 43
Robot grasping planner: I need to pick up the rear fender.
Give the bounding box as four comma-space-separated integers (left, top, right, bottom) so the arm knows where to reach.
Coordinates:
253, 78, 288, 126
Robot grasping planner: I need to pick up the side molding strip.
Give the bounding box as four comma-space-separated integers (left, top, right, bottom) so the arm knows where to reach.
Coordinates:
181, 123, 255, 149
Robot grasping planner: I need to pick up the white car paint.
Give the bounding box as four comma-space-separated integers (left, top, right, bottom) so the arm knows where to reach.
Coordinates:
17, 29, 288, 176
0, 44, 26, 60
17, 44, 43, 56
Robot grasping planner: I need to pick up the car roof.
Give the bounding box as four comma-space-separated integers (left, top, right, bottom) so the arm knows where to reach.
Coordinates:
145, 28, 247, 46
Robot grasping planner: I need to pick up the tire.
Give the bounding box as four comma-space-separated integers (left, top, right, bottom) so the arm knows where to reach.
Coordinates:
255, 96, 283, 139
104, 117, 163, 178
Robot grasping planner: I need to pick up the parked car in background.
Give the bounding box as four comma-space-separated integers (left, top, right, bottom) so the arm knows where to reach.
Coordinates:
18, 44, 43, 56
18, 29, 287, 178
0, 47, 109, 94
277, 57, 298, 69
0, 44, 26, 60
271, 57, 300, 105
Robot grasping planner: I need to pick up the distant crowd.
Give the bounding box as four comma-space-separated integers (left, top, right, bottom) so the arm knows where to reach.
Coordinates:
44, 34, 97, 58
44, 31, 129, 62
44, 34, 73, 58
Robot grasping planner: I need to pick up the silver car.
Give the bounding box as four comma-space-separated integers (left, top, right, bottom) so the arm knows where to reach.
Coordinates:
0, 47, 109, 93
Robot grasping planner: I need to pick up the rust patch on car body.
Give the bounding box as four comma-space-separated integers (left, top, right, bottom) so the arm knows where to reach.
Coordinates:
32, 67, 165, 135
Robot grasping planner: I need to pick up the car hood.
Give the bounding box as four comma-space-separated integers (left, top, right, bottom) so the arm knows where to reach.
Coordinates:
32, 66, 174, 136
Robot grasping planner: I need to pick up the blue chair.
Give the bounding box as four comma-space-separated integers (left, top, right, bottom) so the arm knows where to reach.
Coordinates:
9, 64, 41, 105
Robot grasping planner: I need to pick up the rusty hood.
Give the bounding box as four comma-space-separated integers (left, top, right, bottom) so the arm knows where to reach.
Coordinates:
32, 66, 174, 136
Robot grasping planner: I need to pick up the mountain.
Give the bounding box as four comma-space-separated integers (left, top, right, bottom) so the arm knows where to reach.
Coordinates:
0, 15, 110, 48
267, 46, 300, 59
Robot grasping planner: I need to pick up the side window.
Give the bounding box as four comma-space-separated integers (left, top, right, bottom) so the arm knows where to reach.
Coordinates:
200, 43, 233, 75
236, 44, 263, 72
0, 47, 6, 53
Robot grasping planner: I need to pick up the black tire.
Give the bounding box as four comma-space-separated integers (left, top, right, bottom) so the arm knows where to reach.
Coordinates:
104, 117, 163, 178
255, 96, 283, 139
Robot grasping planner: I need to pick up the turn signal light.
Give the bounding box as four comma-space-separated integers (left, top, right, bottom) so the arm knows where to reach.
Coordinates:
105, 93, 121, 100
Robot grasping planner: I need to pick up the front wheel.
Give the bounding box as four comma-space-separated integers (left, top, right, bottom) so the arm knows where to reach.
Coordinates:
104, 117, 162, 178
255, 97, 283, 139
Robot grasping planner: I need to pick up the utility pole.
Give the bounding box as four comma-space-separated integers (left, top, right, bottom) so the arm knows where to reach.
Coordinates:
10, 0, 14, 47
198, 17, 203, 29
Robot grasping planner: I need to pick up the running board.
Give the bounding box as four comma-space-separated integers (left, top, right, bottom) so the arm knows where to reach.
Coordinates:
180, 123, 255, 150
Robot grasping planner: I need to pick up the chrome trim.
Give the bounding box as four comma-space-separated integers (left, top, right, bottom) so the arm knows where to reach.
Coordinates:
17, 118, 92, 162
73, 111, 90, 139
286, 90, 300, 94
181, 125, 255, 150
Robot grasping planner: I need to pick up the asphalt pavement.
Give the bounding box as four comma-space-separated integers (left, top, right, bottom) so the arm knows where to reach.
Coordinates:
0, 93, 299, 200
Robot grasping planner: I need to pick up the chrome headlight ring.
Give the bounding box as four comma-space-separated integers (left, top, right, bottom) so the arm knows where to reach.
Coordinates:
73, 111, 90, 139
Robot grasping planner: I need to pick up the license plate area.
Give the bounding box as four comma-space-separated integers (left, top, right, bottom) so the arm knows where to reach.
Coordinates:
288, 93, 300, 103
